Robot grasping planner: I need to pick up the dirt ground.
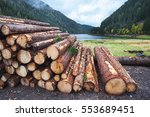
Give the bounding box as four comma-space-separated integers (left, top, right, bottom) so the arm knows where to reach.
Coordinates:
0, 66, 150, 100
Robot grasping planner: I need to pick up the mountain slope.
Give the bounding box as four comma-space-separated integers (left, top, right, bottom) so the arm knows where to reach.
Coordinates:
0, 0, 93, 34
92, 0, 150, 35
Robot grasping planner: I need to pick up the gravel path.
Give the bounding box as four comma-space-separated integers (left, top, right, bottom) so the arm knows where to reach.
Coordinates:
0, 66, 150, 100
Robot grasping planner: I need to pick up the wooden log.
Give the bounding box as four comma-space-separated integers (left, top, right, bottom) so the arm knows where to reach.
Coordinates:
47, 36, 76, 60
0, 80, 5, 89
101, 47, 137, 93
41, 67, 53, 81
94, 47, 126, 95
0, 40, 5, 50
3, 59, 13, 66
11, 44, 20, 52
6, 34, 19, 46
30, 79, 37, 88
5, 65, 15, 74
38, 80, 45, 88
50, 41, 78, 74
73, 48, 87, 92
0, 52, 2, 61
45, 79, 57, 91
17, 50, 32, 64
12, 60, 19, 68
54, 75, 61, 82
2, 48, 13, 59
1, 73, 11, 83
72, 45, 82, 76
83, 48, 100, 92
33, 69, 42, 80
21, 75, 33, 87
7, 75, 20, 87
0, 15, 50, 26
27, 62, 37, 72
116, 56, 150, 67
16, 65, 28, 77
1, 23, 59, 35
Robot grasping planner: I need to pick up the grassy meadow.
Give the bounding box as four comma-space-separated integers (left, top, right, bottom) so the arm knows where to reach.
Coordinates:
81, 37, 150, 57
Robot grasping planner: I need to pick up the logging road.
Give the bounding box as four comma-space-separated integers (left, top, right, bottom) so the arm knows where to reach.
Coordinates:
0, 66, 150, 100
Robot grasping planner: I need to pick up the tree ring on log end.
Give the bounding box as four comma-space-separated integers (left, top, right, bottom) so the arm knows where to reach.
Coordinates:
47, 46, 59, 60
57, 81, 72, 93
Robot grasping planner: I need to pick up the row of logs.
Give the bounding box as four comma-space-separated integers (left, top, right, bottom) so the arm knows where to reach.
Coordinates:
0, 15, 138, 95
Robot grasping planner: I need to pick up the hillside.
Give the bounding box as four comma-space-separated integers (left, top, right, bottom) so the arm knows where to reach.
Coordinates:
92, 0, 150, 35
0, 0, 93, 34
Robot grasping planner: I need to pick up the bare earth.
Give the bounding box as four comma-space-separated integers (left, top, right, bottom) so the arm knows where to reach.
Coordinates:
0, 66, 150, 100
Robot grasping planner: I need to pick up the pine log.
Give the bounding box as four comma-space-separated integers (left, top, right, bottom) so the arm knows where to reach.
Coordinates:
116, 56, 150, 67
0, 15, 50, 26
47, 36, 76, 60
17, 50, 32, 64
0, 80, 5, 89
21, 75, 33, 87
38, 80, 45, 88
11, 44, 20, 52
50, 41, 78, 74
1, 73, 11, 83
94, 47, 126, 95
7, 75, 20, 87
16, 32, 68, 48
41, 67, 53, 81
5, 65, 15, 74
101, 47, 137, 93
16, 65, 28, 77
1, 23, 59, 35
12, 60, 19, 68
30, 79, 37, 88
2, 48, 13, 59
3, 59, 13, 66
6, 34, 19, 46
54, 75, 61, 82
27, 62, 37, 72
72, 45, 83, 76
45, 79, 57, 91
73, 48, 87, 92
33, 69, 42, 80
83, 48, 100, 92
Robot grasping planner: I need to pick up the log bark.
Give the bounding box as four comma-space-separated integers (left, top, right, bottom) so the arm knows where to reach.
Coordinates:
7, 75, 20, 87
27, 62, 37, 72
16, 65, 28, 77
21, 75, 33, 87
17, 50, 32, 64
116, 56, 150, 67
1, 23, 59, 35
72, 45, 82, 76
73, 48, 87, 92
50, 41, 78, 74
94, 47, 126, 95
0, 15, 50, 26
47, 36, 76, 60
16, 32, 68, 48
83, 48, 100, 92
101, 47, 137, 93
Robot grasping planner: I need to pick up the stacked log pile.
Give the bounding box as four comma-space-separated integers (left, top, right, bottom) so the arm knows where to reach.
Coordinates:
0, 15, 138, 96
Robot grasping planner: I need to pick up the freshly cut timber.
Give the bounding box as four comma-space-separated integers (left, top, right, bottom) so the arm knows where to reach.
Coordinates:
1, 23, 59, 35
101, 47, 137, 93
41, 67, 52, 81
33, 68, 43, 80
94, 47, 126, 95
27, 62, 37, 72
1, 73, 11, 83
16, 32, 68, 48
21, 75, 33, 87
6, 34, 19, 46
12, 60, 19, 68
0, 15, 50, 26
47, 36, 76, 60
2, 48, 13, 59
38, 80, 45, 88
45, 79, 57, 91
3, 59, 12, 66
7, 75, 20, 87
17, 50, 32, 64
72, 45, 82, 76
16, 65, 28, 77
5, 66, 15, 74
116, 56, 150, 67
54, 75, 60, 82
11, 45, 20, 52
73, 48, 87, 92
83, 48, 100, 92
51, 41, 78, 74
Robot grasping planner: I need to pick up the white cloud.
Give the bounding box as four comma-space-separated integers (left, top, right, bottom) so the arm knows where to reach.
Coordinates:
41, 0, 127, 26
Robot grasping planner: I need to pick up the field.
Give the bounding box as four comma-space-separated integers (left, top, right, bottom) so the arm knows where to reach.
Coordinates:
81, 39, 150, 57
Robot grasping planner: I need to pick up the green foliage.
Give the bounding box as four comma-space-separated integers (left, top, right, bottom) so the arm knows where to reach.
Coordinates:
67, 47, 78, 56
0, 0, 93, 34
54, 36, 63, 42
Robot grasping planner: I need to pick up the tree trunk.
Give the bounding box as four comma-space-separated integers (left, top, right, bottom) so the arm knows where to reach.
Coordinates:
16, 32, 68, 48
116, 56, 150, 67
73, 47, 87, 92
41, 67, 53, 81
2, 48, 14, 59
94, 47, 126, 95
1, 23, 59, 35
16, 65, 28, 77
0, 15, 50, 26
47, 36, 76, 60
27, 62, 37, 72
101, 47, 137, 93
45, 79, 57, 91
38, 80, 46, 88
50, 41, 78, 74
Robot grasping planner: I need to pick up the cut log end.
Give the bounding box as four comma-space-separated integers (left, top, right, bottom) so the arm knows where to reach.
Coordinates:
0, 40, 4, 50
38, 80, 45, 88
105, 78, 126, 95
16, 65, 27, 77
127, 83, 137, 93
1, 25, 9, 35
2, 49, 12, 59
33, 70, 41, 80
17, 50, 31, 64
57, 81, 72, 93
61, 73, 67, 80
54, 75, 60, 82
34, 52, 45, 65
47, 46, 59, 60
16, 35, 29, 48
83, 82, 95, 92
51, 61, 64, 74
27, 62, 36, 71
41, 70, 51, 81
73, 85, 82, 92
45, 81, 56, 91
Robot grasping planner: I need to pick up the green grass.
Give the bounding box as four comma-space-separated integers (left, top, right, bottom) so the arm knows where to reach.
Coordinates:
81, 39, 150, 57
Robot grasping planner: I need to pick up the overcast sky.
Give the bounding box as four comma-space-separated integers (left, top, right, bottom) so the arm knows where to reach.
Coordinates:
41, 0, 127, 26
